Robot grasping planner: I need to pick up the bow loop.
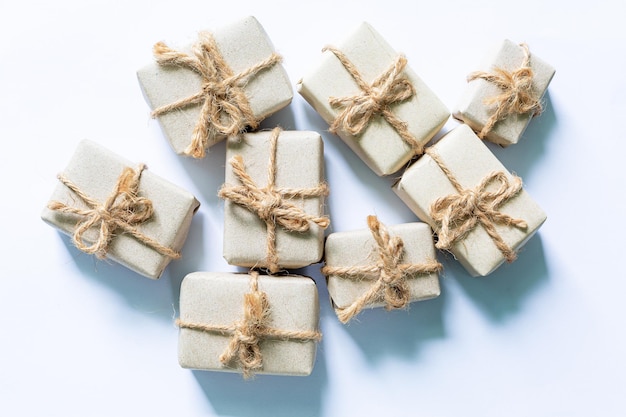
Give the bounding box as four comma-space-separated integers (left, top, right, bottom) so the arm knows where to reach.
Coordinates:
427, 148, 529, 263
324, 46, 423, 152
321, 215, 442, 323
224, 157, 318, 234
150, 33, 282, 158
48, 164, 181, 260
468, 43, 542, 139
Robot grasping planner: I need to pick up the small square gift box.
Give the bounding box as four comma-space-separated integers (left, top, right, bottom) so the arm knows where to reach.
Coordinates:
137, 16, 293, 158
393, 124, 546, 276
41, 140, 200, 279
219, 127, 330, 273
453, 39, 555, 146
177, 272, 322, 377
297, 22, 449, 176
322, 216, 441, 323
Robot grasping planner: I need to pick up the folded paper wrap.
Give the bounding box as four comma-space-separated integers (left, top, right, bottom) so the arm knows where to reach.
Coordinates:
137, 16, 293, 157
177, 272, 321, 377
298, 22, 449, 176
393, 124, 546, 276
322, 216, 441, 323
453, 39, 555, 146
41, 140, 199, 279
219, 128, 329, 273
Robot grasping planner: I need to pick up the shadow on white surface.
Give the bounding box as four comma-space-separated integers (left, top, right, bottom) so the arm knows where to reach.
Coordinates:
300, 100, 420, 231
174, 138, 228, 207
54, 232, 178, 321
449, 233, 549, 322
259, 100, 298, 131
165, 211, 208, 313
309, 255, 445, 365
335, 279, 446, 363
191, 351, 327, 417
488, 92, 557, 179
301, 102, 397, 191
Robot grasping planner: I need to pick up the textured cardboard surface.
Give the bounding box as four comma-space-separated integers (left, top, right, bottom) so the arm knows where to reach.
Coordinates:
222, 130, 327, 270
325, 222, 440, 311
298, 22, 449, 176
137, 16, 293, 155
178, 272, 320, 376
41, 140, 199, 279
393, 125, 546, 276
453, 39, 555, 146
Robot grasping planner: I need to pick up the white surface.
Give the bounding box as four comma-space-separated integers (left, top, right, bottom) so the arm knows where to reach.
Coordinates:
1, 1, 624, 416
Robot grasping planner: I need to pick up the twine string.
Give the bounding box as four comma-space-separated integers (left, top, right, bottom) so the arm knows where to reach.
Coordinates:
426, 148, 528, 262
467, 43, 542, 139
151, 32, 283, 158
47, 164, 180, 260
321, 216, 442, 323
323, 46, 423, 153
218, 127, 330, 274
176, 272, 322, 378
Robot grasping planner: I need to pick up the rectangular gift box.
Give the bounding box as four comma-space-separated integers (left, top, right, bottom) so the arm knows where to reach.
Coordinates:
41, 140, 200, 279
222, 130, 327, 271
137, 16, 293, 155
453, 39, 555, 147
325, 222, 440, 314
393, 124, 546, 276
297, 22, 449, 176
178, 272, 320, 376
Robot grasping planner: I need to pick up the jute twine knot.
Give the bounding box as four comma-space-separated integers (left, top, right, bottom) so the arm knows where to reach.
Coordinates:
323, 46, 423, 153
468, 43, 542, 139
176, 272, 322, 379
321, 216, 442, 323
219, 273, 270, 377
218, 127, 330, 274
150, 32, 283, 158
426, 148, 528, 263
47, 164, 180, 260
257, 193, 282, 223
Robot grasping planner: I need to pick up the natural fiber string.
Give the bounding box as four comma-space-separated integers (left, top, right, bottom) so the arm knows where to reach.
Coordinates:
467, 43, 542, 139
321, 216, 442, 323
176, 272, 322, 379
150, 32, 283, 158
425, 148, 528, 262
47, 165, 180, 260
323, 46, 423, 153
218, 127, 330, 274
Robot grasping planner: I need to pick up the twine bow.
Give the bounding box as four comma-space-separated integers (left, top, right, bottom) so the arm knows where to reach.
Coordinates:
321, 216, 442, 323
426, 149, 528, 263
218, 127, 330, 274
468, 43, 542, 139
176, 272, 322, 379
48, 164, 180, 260
323, 46, 423, 153
150, 32, 283, 158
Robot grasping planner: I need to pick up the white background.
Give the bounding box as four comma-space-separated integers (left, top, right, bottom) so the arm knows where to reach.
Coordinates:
1, 1, 624, 416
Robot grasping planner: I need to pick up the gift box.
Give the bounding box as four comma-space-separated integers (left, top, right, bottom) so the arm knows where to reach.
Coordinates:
177, 272, 321, 377
137, 16, 293, 158
322, 216, 441, 323
393, 124, 546, 276
297, 22, 449, 176
41, 140, 200, 279
219, 128, 329, 273
453, 39, 555, 146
